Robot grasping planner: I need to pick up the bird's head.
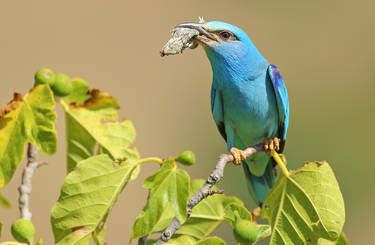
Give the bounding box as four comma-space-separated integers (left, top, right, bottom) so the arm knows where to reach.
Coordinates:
176, 20, 267, 80
177, 21, 250, 53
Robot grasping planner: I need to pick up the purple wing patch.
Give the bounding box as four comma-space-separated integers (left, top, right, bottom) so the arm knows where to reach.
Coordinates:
268, 64, 290, 151
269, 64, 281, 89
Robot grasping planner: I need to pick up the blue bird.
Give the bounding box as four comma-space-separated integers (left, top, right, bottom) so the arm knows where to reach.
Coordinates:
177, 21, 289, 208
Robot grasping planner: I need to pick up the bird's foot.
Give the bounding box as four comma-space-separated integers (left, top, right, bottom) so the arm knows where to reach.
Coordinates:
251, 206, 261, 223
230, 147, 246, 165
264, 137, 280, 156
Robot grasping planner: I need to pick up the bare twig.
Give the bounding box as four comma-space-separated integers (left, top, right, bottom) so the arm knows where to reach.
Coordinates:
153, 144, 264, 244
18, 143, 40, 221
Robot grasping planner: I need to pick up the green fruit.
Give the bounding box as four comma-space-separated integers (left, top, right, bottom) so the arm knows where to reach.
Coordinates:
34, 68, 56, 87
176, 150, 195, 166
11, 219, 35, 244
233, 211, 258, 245
52, 73, 72, 97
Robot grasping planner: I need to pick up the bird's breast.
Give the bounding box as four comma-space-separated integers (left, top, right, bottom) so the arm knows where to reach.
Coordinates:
219, 75, 278, 146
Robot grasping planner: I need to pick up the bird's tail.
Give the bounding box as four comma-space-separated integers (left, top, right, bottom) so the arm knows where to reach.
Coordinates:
242, 158, 277, 205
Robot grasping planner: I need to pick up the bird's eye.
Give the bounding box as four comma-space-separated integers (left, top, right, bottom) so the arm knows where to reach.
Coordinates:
219, 31, 232, 40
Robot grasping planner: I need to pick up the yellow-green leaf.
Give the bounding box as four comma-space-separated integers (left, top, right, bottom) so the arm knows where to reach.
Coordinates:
174, 180, 247, 240
196, 237, 226, 245
0, 85, 56, 187
50, 154, 138, 244
131, 160, 190, 240
60, 89, 139, 172
318, 233, 348, 245
165, 235, 197, 245
164, 235, 226, 245
175, 179, 226, 239
262, 162, 345, 245
66, 78, 91, 106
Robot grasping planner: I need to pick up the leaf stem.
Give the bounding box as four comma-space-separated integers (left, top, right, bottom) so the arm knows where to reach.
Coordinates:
135, 157, 163, 166
271, 150, 289, 177
55, 98, 64, 105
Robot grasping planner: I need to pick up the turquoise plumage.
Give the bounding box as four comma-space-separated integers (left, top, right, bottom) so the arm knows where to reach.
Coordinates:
178, 21, 289, 205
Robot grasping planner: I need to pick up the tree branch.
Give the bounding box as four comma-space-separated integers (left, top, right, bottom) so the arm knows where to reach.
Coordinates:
17, 143, 41, 221
153, 144, 264, 244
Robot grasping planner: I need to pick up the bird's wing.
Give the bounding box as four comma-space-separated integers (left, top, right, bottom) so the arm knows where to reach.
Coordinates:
211, 85, 227, 141
268, 64, 290, 152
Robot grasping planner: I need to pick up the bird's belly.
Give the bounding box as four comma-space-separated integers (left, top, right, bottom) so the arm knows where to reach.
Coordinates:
224, 90, 278, 177
223, 84, 278, 147
227, 104, 275, 146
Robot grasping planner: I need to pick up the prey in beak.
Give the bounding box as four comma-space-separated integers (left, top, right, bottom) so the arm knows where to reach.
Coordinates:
174, 22, 218, 44
160, 18, 224, 57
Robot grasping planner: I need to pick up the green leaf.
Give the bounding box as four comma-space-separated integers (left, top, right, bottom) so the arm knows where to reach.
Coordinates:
164, 235, 226, 245
165, 235, 197, 245
0, 221, 2, 238
335, 233, 348, 245
0, 85, 56, 187
262, 161, 345, 244
196, 237, 226, 245
66, 78, 91, 106
131, 160, 190, 240
60, 89, 139, 172
176, 180, 240, 240
224, 203, 252, 227
0, 192, 11, 208
255, 225, 272, 244
144, 235, 197, 245
318, 233, 348, 245
50, 154, 138, 244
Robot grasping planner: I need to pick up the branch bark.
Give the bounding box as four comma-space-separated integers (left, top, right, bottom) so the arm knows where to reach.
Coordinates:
17, 143, 40, 221
153, 144, 264, 244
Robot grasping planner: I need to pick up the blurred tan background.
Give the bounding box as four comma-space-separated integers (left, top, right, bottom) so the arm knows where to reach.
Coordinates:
0, 0, 374, 244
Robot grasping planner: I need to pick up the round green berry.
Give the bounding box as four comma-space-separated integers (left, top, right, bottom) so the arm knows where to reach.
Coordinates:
34, 68, 56, 87
233, 212, 258, 245
52, 73, 72, 97
176, 150, 195, 166
11, 219, 35, 244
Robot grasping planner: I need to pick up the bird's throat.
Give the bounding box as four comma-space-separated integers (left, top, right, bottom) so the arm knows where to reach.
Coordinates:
206, 49, 268, 84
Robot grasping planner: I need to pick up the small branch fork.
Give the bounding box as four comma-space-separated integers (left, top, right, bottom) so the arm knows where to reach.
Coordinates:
18, 143, 44, 221
149, 144, 264, 245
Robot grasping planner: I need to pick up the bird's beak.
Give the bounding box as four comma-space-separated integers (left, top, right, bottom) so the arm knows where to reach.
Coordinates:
175, 22, 217, 43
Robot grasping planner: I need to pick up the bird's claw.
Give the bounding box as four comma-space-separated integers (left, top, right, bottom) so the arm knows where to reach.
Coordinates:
230, 147, 246, 165
251, 206, 261, 223
264, 137, 280, 156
